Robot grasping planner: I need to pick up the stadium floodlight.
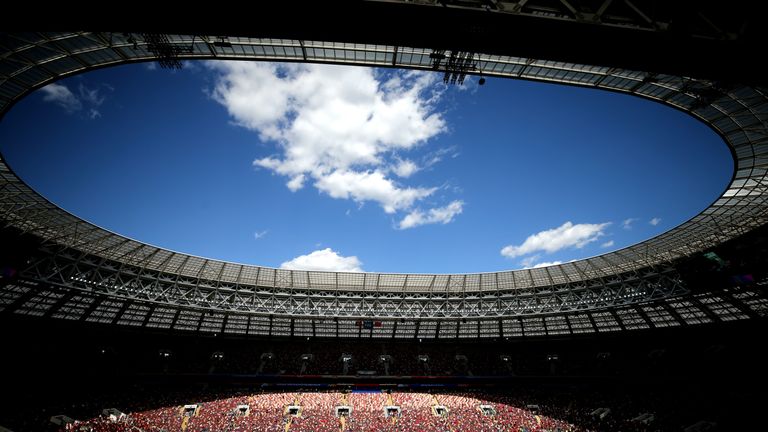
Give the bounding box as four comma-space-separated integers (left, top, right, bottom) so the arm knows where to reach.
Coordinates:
430, 49, 477, 85
140, 33, 191, 69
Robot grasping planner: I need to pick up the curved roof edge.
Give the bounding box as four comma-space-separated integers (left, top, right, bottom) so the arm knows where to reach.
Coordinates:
1, 33, 767, 294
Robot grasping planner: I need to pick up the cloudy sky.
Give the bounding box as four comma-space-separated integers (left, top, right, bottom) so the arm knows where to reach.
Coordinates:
0, 61, 731, 272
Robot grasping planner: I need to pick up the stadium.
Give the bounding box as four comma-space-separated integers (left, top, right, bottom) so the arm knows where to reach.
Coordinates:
1, 2, 767, 431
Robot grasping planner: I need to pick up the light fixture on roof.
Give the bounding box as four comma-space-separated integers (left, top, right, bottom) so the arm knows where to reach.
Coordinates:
123, 33, 138, 50
141, 33, 186, 69
213, 36, 232, 48
430, 49, 477, 86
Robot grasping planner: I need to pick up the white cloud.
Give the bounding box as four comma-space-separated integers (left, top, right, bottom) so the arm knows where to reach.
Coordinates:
622, 218, 638, 230
253, 230, 268, 240
286, 174, 305, 192
208, 61, 461, 226
520, 255, 562, 269
315, 169, 435, 214
457, 74, 480, 93
40, 83, 81, 112
39, 82, 108, 118
280, 248, 363, 272
520, 255, 541, 268
79, 83, 105, 107
210, 62, 445, 173
421, 145, 458, 170
650, 217, 662, 226
393, 159, 419, 178
601, 240, 615, 248
532, 261, 562, 268
501, 221, 611, 259
398, 200, 464, 230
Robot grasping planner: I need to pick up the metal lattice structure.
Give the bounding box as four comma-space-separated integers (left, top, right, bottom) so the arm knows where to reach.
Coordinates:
371, 0, 749, 40
1, 29, 767, 337
0, 279, 764, 338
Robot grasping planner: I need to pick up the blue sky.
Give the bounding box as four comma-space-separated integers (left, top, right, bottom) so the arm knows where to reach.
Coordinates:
0, 61, 731, 273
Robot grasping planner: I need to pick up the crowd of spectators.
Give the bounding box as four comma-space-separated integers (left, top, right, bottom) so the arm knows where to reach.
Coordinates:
344, 392, 391, 431
64, 392, 294, 432
25, 375, 761, 432
389, 392, 449, 431
63, 389, 658, 432
4, 314, 763, 431
289, 391, 340, 432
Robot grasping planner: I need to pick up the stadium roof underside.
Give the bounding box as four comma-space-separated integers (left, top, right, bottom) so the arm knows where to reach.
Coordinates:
1, 20, 767, 334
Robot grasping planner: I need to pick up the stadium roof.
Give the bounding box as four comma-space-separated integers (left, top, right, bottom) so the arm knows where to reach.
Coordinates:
2, 32, 766, 294
3, 0, 768, 339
